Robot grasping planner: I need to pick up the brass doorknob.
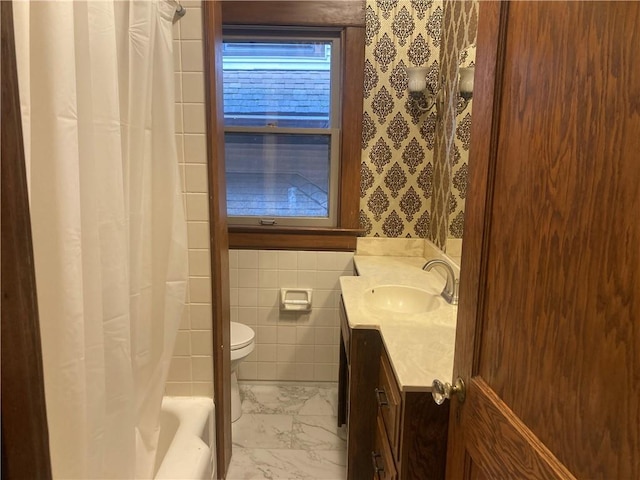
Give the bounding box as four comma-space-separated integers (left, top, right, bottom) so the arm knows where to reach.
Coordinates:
431, 377, 466, 405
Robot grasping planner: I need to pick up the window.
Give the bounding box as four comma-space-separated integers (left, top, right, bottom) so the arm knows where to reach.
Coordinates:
218, 1, 366, 250
223, 31, 341, 227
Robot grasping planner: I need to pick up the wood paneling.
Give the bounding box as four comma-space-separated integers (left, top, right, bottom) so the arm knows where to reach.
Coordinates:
463, 378, 574, 479
479, 2, 640, 477
222, 1, 365, 27
202, 2, 232, 477
449, 1, 640, 478
1, 1, 52, 478
399, 391, 449, 480
229, 229, 360, 251
338, 26, 365, 230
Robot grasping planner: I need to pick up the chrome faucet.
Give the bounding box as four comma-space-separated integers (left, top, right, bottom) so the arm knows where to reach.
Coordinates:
422, 259, 459, 305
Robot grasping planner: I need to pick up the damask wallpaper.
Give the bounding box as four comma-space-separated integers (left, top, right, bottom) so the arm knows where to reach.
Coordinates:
359, 0, 477, 248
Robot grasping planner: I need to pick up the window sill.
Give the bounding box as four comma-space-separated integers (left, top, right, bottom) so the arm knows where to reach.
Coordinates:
228, 225, 363, 251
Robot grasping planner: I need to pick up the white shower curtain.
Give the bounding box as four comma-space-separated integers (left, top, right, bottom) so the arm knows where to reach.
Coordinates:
13, 1, 188, 478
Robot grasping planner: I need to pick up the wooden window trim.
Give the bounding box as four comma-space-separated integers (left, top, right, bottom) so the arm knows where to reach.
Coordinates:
220, 1, 365, 251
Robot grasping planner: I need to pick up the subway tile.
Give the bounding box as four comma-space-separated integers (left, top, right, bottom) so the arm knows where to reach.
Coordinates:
230, 306, 238, 323
316, 252, 338, 271
258, 250, 278, 269
189, 277, 212, 303
297, 251, 317, 270
175, 134, 184, 164
257, 363, 277, 380
277, 326, 296, 344
313, 290, 335, 309
187, 222, 210, 249
189, 303, 212, 330
276, 363, 296, 381
229, 287, 239, 307
334, 252, 355, 272
188, 249, 211, 276
186, 193, 209, 221
237, 307, 258, 326
314, 364, 337, 382
257, 344, 277, 362
238, 268, 258, 288
238, 287, 258, 307
258, 270, 278, 289
183, 103, 205, 133
278, 270, 298, 288
295, 363, 315, 382
191, 330, 213, 356
182, 72, 205, 103
184, 163, 208, 193
277, 251, 298, 270
245, 349, 257, 363
173, 40, 181, 71
180, 40, 204, 72
191, 356, 213, 382
165, 382, 192, 396
257, 326, 277, 344
238, 362, 257, 381
238, 250, 259, 269
296, 326, 315, 345
180, 7, 202, 40
315, 327, 334, 345
180, 304, 190, 330
168, 357, 191, 382
314, 345, 334, 364
310, 308, 335, 327
295, 345, 315, 363
178, 165, 186, 195
315, 271, 340, 290
183, 134, 207, 163
297, 270, 316, 289
258, 288, 278, 308
228, 250, 238, 269
277, 345, 296, 363
172, 17, 181, 40
174, 72, 183, 101
175, 104, 183, 133
192, 382, 214, 397
173, 331, 191, 356
229, 267, 239, 288
257, 307, 279, 325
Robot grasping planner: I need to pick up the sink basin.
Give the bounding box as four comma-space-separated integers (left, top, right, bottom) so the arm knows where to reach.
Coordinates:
364, 285, 440, 314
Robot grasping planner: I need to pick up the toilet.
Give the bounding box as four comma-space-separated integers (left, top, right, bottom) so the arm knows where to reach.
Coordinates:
230, 321, 255, 422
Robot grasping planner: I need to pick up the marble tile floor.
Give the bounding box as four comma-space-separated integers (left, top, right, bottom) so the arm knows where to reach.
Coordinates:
226, 383, 347, 480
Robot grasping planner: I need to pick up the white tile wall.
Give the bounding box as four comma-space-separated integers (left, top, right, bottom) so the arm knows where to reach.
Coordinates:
166, 5, 214, 397
230, 249, 354, 383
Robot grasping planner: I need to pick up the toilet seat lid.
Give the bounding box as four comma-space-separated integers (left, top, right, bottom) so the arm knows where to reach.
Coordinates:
230, 322, 255, 350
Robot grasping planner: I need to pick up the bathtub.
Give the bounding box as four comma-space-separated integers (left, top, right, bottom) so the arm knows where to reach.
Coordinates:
154, 397, 216, 480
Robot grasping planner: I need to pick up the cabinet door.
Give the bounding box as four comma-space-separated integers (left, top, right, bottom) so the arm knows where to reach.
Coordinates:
373, 414, 397, 480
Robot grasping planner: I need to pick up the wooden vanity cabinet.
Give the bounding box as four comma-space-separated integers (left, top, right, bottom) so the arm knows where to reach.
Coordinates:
339, 296, 450, 480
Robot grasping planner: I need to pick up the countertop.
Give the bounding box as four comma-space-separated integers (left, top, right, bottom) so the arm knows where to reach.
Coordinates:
339, 255, 457, 392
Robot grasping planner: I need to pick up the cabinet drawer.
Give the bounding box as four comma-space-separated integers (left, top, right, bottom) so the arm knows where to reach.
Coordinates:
376, 349, 401, 457
372, 413, 397, 480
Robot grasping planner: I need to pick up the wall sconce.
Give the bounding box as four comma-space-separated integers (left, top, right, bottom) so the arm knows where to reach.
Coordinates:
406, 66, 443, 114
458, 67, 475, 110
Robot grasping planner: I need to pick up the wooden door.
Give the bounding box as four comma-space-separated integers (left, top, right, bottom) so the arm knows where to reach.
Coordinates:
447, 2, 640, 478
